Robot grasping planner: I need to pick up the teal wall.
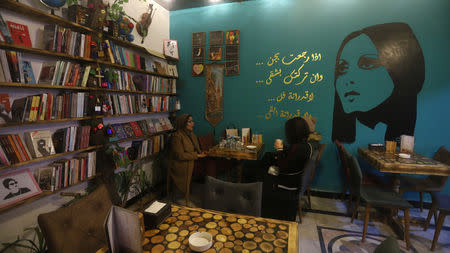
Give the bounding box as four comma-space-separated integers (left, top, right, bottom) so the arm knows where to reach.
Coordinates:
170, 0, 450, 195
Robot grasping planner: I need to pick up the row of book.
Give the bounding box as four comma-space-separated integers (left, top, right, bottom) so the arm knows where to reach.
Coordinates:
109, 117, 173, 142
38, 60, 92, 86
104, 39, 146, 70
52, 126, 91, 153
0, 49, 36, 84
105, 94, 179, 115
34, 151, 96, 191
41, 24, 91, 57
10, 92, 88, 123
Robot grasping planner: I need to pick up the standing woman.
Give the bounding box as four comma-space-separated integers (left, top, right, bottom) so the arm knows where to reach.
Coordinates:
168, 114, 206, 206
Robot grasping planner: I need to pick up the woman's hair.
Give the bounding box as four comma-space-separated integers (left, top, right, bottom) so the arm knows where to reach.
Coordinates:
285, 117, 311, 145
332, 22, 425, 143
174, 114, 192, 130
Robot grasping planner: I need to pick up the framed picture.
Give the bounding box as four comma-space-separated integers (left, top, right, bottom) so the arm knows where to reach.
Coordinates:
192, 63, 205, 76
192, 32, 205, 46
163, 39, 179, 60
205, 63, 225, 127
209, 31, 223, 45
209, 46, 222, 61
225, 45, 239, 60
0, 169, 42, 209
226, 30, 240, 44
192, 47, 205, 62
226, 61, 240, 76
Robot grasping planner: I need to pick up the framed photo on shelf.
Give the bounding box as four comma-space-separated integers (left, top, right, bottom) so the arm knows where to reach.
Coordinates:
226, 30, 240, 44
226, 61, 240, 76
192, 32, 206, 46
209, 31, 223, 45
163, 39, 179, 60
225, 45, 239, 60
192, 63, 205, 76
192, 47, 205, 62
209, 46, 223, 61
0, 169, 42, 209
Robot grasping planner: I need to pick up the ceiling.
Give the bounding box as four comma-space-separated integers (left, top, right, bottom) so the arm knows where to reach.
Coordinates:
153, 0, 251, 11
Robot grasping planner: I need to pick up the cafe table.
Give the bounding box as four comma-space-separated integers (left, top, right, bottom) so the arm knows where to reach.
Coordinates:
207, 142, 265, 183
142, 204, 298, 253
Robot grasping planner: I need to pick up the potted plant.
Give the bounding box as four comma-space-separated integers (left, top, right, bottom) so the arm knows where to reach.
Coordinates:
0, 227, 47, 253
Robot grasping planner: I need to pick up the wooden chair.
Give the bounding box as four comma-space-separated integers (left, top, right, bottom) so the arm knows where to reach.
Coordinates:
195, 132, 232, 180
306, 143, 326, 209
335, 140, 351, 200
348, 155, 412, 250
399, 146, 449, 212
423, 192, 450, 251
296, 157, 318, 223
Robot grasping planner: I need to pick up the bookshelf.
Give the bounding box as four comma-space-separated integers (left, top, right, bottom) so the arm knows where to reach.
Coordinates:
0, 0, 179, 212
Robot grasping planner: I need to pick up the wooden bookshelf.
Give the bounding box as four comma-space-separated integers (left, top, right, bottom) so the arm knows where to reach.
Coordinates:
96, 59, 176, 79
0, 174, 100, 214
0, 82, 178, 96
0, 145, 102, 171
112, 129, 175, 144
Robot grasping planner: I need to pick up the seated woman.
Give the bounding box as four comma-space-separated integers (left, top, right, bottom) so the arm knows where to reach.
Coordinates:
260, 116, 316, 221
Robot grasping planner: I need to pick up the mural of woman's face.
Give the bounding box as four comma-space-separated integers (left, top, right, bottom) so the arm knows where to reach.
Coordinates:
335, 34, 394, 113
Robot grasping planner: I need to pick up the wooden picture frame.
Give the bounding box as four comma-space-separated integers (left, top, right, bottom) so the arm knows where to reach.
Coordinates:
209, 46, 223, 61
163, 39, 179, 60
209, 31, 223, 45
192, 47, 205, 62
192, 63, 205, 76
226, 30, 240, 44
225, 45, 239, 60
0, 169, 42, 209
226, 61, 240, 76
205, 63, 225, 126
192, 32, 205, 46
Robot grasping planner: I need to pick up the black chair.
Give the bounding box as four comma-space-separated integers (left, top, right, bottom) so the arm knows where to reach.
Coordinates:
399, 146, 450, 212
348, 155, 412, 250
374, 236, 401, 253
306, 143, 326, 209
203, 176, 263, 216
424, 192, 450, 251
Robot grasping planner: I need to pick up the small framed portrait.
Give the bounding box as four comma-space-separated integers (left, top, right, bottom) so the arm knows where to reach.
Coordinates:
0, 169, 41, 209
209, 31, 223, 45
163, 39, 179, 60
192, 63, 205, 76
192, 47, 205, 62
225, 45, 239, 60
209, 46, 223, 61
226, 61, 240, 76
192, 32, 205, 46
226, 30, 240, 44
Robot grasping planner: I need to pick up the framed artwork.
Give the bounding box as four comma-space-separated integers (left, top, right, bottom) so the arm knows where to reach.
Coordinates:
226, 30, 240, 44
0, 169, 42, 209
209, 31, 223, 45
192, 63, 205, 76
192, 32, 205, 46
192, 47, 205, 62
225, 45, 239, 60
209, 46, 222, 61
163, 39, 179, 60
205, 63, 224, 127
226, 61, 240, 76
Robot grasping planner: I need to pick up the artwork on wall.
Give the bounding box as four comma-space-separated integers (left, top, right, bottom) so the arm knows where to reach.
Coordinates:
205, 63, 224, 127
192, 63, 205, 76
226, 30, 240, 44
225, 61, 240, 76
209, 46, 222, 61
225, 45, 239, 60
332, 22, 424, 143
0, 169, 41, 208
135, 4, 156, 44
192, 32, 206, 46
209, 31, 223, 45
192, 47, 205, 62
163, 39, 179, 60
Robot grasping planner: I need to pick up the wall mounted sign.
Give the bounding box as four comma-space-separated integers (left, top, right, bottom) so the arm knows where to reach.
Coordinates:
209, 31, 223, 45
192, 63, 205, 76
192, 47, 205, 62
163, 39, 179, 60
192, 32, 205, 46
226, 30, 240, 44
226, 61, 239, 76
209, 46, 223, 61
205, 63, 224, 126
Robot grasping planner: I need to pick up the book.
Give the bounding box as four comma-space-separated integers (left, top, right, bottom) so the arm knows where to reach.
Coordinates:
5, 50, 20, 83
22, 60, 36, 84
38, 61, 57, 84
105, 205, 143, 253
146, 119, 156, 134
36, 166, 54, 191
41, 24, 57, 51
152, 118, 163, 132
137, 120, 149, 135
0, 49, 12, 82
0, 13, 13, 44
0, 135, 19, 164
0, 93, 12, 124
7, 21, 32, 48
129, 121, 143, 137
111, 124, 127, 140
122, 123, 135, 138
24, 130, 56, 158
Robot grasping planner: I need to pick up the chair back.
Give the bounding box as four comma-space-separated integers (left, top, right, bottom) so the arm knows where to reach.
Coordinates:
198, 132, 215, 151
335, 140, 350, 178
310, 144, 326, 181
299, 158, 317, 196
204, 176, 263, 216
347, 155, 363, 196
429, 146, 450, 188
38, 185, 113, 253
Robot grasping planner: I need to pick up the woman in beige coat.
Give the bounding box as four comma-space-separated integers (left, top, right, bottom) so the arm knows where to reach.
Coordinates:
168, 114, 206, 206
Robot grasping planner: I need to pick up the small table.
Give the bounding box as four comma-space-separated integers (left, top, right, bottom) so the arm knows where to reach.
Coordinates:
143, 204, 299, 253
207, 143, 265, 182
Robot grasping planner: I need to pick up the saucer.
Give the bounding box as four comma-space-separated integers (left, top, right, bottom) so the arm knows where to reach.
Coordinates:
246, 145, 257, 150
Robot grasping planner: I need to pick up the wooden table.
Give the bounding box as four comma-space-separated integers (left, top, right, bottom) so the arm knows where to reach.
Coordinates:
142, 204, 299, 253
207, 143, 265, 182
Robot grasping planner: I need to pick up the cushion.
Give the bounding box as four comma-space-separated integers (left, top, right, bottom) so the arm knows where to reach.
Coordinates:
374, 236, 401, 253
